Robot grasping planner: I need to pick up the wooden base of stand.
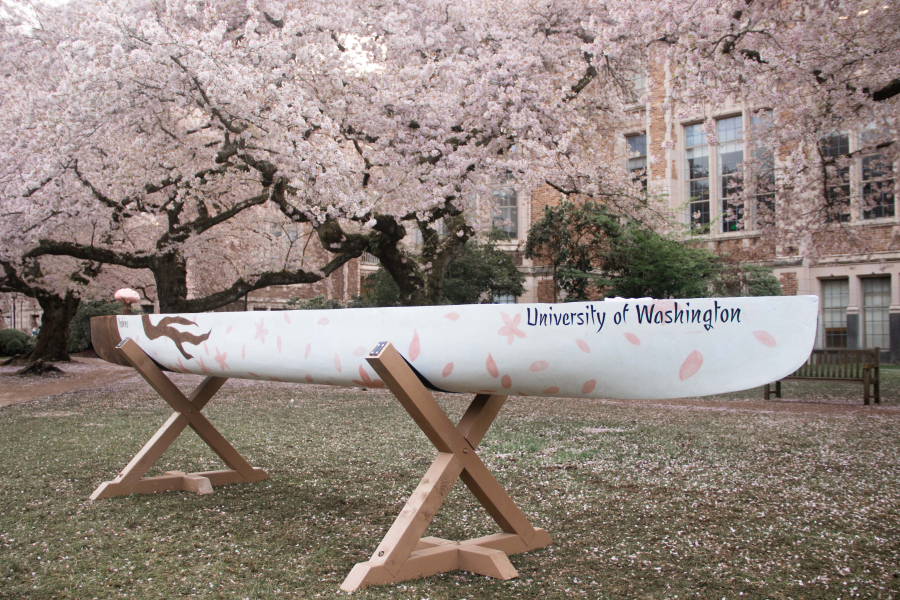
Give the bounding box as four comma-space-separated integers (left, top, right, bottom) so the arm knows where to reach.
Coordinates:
90, 338, 268, 501
343, 530, 552, 589
340, 342, 552, 592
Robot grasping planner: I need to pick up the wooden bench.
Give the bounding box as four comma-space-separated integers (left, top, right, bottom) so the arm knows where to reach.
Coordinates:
764, 348, 881, 405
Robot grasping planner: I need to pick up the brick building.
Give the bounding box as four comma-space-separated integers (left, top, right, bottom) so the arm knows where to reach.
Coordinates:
490, 70, 899, 363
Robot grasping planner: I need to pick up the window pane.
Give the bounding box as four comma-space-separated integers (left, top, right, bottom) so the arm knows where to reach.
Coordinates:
751, 112, 776, 227
626, 133, 647, 190
628, 72, 646, 103
685, 124, 710, 233
718, 117, 744, 232
820, 134, 851, 222
862, 153, 895, 219
862, 277, 890, 350
492, 188, 518, 239
821, 279, 849, 349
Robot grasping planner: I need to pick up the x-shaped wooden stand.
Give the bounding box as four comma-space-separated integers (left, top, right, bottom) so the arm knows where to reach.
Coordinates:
90, 338, 268, 501
340, 342, 552, 592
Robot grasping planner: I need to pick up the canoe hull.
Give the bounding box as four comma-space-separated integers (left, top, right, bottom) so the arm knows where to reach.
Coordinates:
92, 296, 819, 400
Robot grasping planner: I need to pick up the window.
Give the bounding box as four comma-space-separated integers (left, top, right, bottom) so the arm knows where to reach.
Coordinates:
751, 112, 776, 227
627, 72, 646, 104
821, 279, 849, 348
820, 133, 851, 222
493, 293, 517, 304
492, 187, 518, 239
861, 133, 895, 218
862, 277, 890, 351
626, 133, 647, 190
718, 116, 744, 232
685, 124, 710, 233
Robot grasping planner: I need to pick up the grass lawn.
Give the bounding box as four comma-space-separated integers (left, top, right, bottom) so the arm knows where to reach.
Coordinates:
0, 371, 898, 599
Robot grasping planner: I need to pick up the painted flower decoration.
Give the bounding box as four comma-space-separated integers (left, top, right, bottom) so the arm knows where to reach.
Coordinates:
254, 318, 269, 344
497, 312, 526, 345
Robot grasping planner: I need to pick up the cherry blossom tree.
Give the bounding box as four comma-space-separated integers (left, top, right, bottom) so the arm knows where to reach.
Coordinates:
2, 0, 652, 310
588, 0, 900, 256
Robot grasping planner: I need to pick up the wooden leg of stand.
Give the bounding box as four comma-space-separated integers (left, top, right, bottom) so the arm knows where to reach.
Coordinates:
90, 338, 268, 501
340, 343, 551, 592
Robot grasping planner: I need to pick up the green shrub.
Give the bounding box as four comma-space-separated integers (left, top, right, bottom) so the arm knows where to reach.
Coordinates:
283, 295, 345, 310
67, 301, 125, 353
0, 329, 32, 356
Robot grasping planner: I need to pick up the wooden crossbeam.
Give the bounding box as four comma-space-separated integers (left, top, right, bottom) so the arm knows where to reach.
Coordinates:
90, 338, 268, 501
340, 342, 551, 592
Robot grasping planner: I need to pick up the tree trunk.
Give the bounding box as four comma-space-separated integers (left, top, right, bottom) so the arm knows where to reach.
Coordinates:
20, 291, 81, 363
151, 253, 190, 313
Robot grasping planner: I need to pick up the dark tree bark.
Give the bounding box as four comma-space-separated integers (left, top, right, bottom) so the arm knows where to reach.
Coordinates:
22, 290, 81, 362
1, 260, 86, 364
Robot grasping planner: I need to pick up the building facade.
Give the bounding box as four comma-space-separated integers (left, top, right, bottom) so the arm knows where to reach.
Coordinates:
491, 76, 899, 363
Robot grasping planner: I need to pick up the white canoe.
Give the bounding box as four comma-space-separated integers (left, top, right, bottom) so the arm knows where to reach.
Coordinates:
92, 295, 818, 400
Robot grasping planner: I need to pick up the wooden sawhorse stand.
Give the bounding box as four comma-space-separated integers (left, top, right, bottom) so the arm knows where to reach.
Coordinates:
90, 338, 268, 501
340, 342, 552, 592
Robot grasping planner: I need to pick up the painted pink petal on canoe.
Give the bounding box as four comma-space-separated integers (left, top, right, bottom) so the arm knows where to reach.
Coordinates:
529, 360, 550, 372
353, 347, 367, 357
752, 331, 777, 348
248, 371, 260, 378
176, 357, 185, 373
486, 353, 499, 378
409, 329, 421, 361
334, 353, 342, 373
135, 334, 140, 343
442, 362, 454, 378
358, 365, 373, 385
679, 350, 704, 381
277, 336, 282, 353
352, 380, 367, 386
581, 379, 597, 394
501, 374, 513, 389
624, 332, 641, 346
226, 325, 233, 334
318, 317, 329, 325
651, 300, 676, 324
214, 348, 229, 371
284, 313, 291, 324
203, 342, 209, 355
305, 374, 313, 383
304, 343, 311, 359
242, 344, 246, 360
576, 339, 590, 353
542, 386, 560, 395
198, 356, 211, 374
444, 312, 460, 321
372, 379, 385, 388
